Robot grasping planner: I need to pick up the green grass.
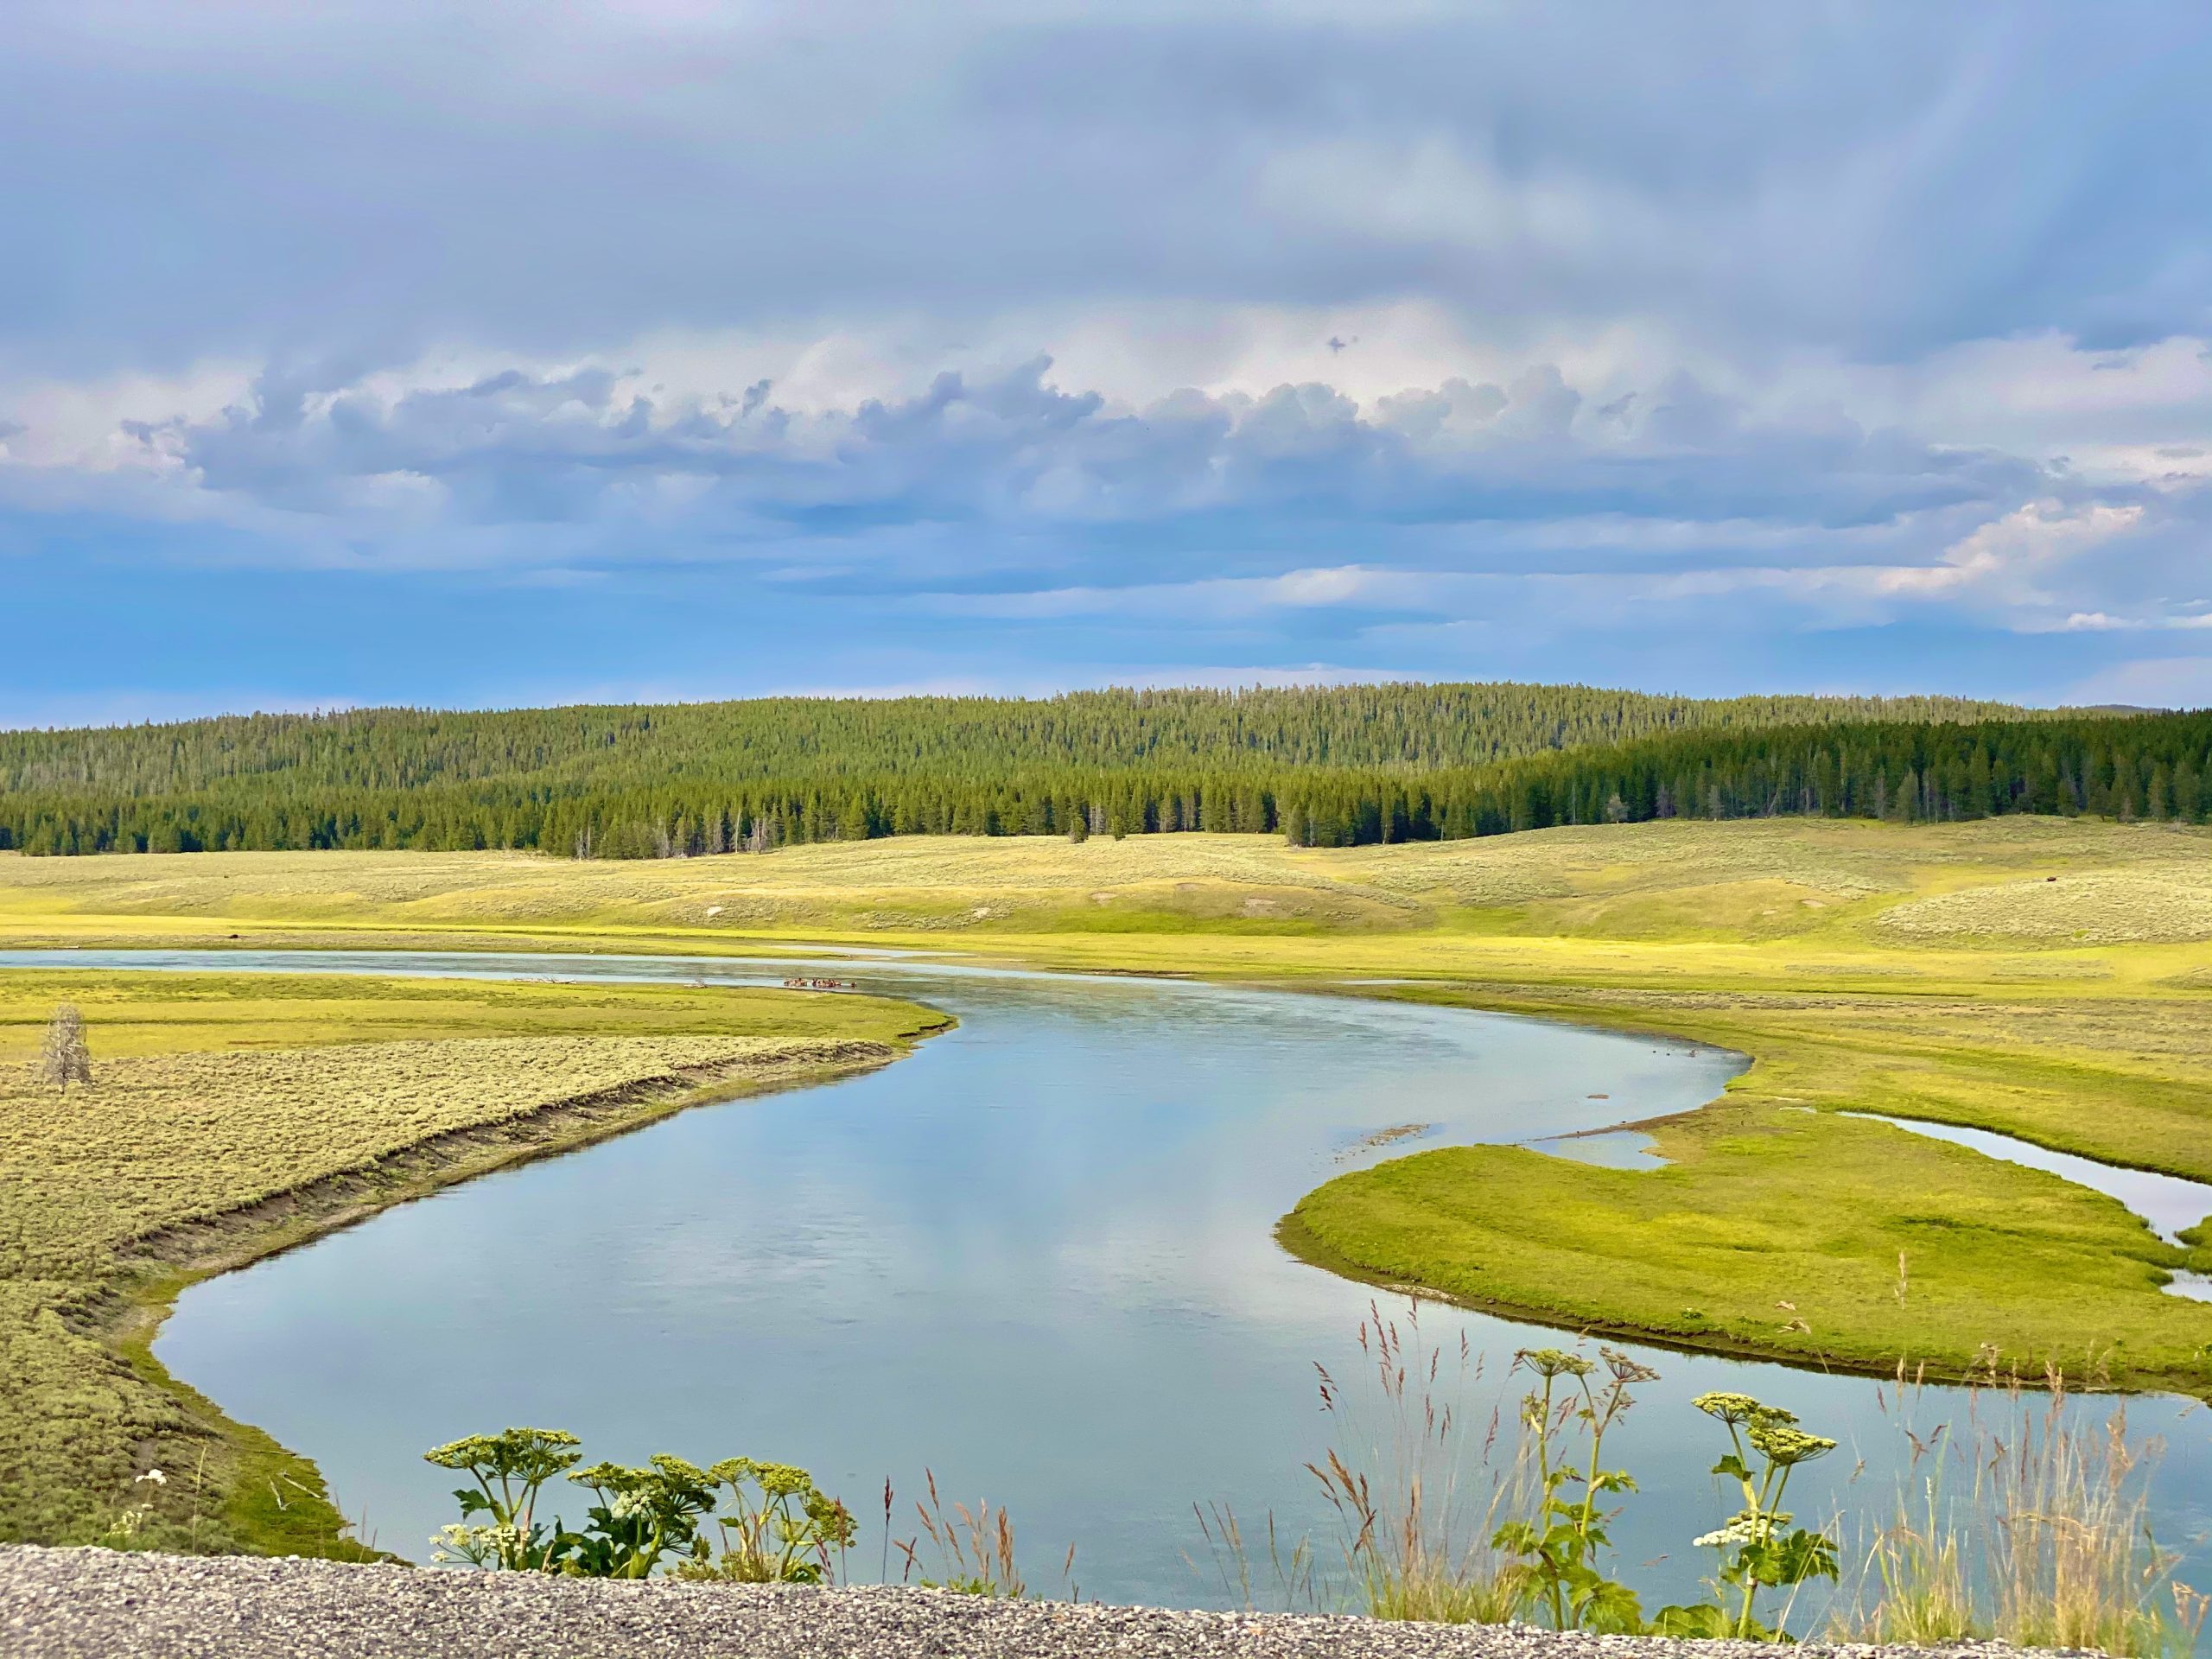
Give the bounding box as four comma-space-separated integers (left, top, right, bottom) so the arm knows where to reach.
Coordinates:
3, 817, 2205, 950
1280, 960, 2212, 1389
1284, 1101, 2212, 1389
0, 971, 946, 1554
0, 967, 938, 1056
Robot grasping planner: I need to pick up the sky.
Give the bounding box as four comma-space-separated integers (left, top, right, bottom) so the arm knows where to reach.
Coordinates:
3, 1, 2210, 727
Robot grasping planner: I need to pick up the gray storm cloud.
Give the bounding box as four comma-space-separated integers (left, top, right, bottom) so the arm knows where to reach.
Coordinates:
1, 3, 2208, 371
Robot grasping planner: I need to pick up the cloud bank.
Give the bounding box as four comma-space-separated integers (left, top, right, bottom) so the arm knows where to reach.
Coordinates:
1, 1, 2209, 715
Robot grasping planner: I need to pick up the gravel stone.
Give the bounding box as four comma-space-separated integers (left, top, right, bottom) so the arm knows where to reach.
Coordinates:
0, 1547, 2058, 1659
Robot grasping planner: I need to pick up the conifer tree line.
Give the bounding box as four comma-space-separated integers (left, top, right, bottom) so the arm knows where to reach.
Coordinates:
1271, 710, 2211, 845
0, 695, 2201, 858
0, 683, 2044, 798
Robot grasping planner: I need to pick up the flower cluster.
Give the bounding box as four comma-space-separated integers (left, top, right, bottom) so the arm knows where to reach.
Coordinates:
1746, 1419, 1836, 1468
1515, 1347, 1596, 1380
425, 1428, 581, 1483
1688, 1391, 1762, 1426
424, 1427, 861, 1584
1692, 1512, 1763, 1550
1655, 1391, 1840, 1641
429, 1522, 529, 1567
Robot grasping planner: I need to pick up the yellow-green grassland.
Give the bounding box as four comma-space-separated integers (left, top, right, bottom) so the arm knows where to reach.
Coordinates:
0, 969, 947, 1554
3, 816, 2211, 1547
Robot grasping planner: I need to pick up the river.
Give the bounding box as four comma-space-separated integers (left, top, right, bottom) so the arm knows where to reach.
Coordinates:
14, 948, 2208, 1613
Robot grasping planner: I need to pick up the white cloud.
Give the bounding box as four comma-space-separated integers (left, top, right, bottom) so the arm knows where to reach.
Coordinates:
0, 362, 255, 473
6, 334, 2208, 654
1876, 499, 2145, 600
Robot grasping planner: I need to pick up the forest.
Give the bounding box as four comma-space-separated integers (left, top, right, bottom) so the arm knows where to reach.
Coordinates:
0, 685, 2198, 856
0, 683, 2044, 795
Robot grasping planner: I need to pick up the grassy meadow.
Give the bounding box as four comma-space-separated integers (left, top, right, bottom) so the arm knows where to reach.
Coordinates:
0, 970, 945, 1553
2, 814, 2208, 957
3, 816, 2212, 1543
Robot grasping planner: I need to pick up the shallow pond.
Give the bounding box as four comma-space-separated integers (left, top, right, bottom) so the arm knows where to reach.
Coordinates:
16, 949, 2210, 1612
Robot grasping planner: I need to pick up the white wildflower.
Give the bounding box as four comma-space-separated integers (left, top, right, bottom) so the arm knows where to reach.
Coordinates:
429, 1522, 501, 1567
1694, 1512, 1763, 1549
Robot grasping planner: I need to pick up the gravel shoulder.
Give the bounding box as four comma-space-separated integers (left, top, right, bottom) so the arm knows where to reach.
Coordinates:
0, 1548, 2049, 1659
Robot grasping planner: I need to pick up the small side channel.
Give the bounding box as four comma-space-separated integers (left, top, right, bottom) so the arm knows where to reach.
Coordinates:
1847, 1113, 2212, 1302
1527, 1108, 2212, 1301
1523, 1128, 1662, 1168
1841, 1113, 2212, 1248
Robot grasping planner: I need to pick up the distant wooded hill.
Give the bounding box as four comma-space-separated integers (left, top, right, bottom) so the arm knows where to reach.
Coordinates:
0, 683, 2196, 855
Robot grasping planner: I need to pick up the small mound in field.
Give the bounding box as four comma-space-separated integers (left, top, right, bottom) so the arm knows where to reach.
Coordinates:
1875, 868, 2212, 945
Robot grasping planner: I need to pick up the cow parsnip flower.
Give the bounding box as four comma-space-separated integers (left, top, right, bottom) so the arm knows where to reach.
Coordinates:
1515, 1345, 1595, 1378
1694, 1512, 1762, 1549
1690, 1390, 1762, 1425
1745, 1420, 1836, 1467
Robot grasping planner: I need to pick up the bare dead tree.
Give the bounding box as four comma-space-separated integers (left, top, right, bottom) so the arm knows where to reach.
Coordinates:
36, 1004, 92, 1093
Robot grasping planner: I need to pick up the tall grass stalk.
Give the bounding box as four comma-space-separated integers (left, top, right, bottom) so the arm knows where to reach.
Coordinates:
1837, 1470, 1979, 1645
1838, 1369, 2203, 1657
893, 1469, 1072, 1599
1186, 1501, 1314, 1611
1983, 1383, 2198, 1656
1305, 1300, 1536, 1624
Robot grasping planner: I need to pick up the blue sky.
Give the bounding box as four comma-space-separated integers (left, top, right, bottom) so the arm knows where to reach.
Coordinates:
3, 2, 2210, 725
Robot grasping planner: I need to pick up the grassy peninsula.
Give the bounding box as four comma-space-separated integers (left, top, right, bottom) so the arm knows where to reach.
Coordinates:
0, 970, 947, 1554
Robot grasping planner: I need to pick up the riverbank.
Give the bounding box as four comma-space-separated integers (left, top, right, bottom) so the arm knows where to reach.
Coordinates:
0, 1547, 2057, 1659
0, 971, 949, 1555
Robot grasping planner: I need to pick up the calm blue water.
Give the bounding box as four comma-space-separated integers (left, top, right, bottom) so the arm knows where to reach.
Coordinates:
13, 949, 2209, 1613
